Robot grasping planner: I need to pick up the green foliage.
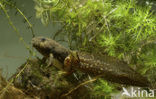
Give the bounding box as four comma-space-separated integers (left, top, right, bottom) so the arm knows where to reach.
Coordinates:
93, 79, 115, 96
139, 43, 156, 74
34, 0, 156, 96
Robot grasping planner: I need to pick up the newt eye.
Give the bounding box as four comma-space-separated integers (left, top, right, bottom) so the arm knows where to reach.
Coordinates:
41, 38, 46, 42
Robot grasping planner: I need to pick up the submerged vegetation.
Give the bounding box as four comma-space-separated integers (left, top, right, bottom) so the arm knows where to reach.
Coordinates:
0, 0, 156, 98
34, 0, 156, 66
34, 0, 156, 96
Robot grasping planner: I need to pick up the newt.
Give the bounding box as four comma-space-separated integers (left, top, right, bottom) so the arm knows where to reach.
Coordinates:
32, 36, 150, 87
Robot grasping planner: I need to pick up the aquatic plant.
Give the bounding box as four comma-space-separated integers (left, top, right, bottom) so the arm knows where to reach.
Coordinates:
0, 0, 155, 98
34, 0, 156, 96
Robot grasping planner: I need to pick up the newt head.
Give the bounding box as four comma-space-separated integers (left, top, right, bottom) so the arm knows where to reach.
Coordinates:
32, 36, 56, 57
32, 36, 69, 62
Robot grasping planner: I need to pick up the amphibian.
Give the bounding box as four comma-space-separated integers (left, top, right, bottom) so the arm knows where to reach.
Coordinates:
32, 36, 150, 87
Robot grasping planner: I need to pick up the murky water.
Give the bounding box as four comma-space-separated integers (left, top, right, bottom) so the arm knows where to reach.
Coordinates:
0, 0, 59, 77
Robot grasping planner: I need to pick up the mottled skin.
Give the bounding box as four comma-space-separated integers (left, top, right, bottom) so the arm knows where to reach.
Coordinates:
32, 36, 150, 87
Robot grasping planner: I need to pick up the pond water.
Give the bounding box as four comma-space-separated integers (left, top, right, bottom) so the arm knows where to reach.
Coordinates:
0, 0, 60, 78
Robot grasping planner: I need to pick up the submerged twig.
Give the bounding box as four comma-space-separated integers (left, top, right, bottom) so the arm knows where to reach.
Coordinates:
52, 23, 67, 39
0, 2, 35, 96
0, 62, 29, 97
0, 2, 34, 56
61, 76, 101, 97
3, 1, 35, 37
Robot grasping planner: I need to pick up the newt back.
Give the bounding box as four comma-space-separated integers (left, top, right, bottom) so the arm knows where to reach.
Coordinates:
32, 36, 150, 87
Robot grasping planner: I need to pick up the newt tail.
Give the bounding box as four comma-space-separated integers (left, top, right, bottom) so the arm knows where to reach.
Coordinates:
32, 36, 150, 87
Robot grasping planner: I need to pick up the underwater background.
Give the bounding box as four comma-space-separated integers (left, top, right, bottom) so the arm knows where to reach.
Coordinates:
0, 0, 156, 99
0, 0, 61, 77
